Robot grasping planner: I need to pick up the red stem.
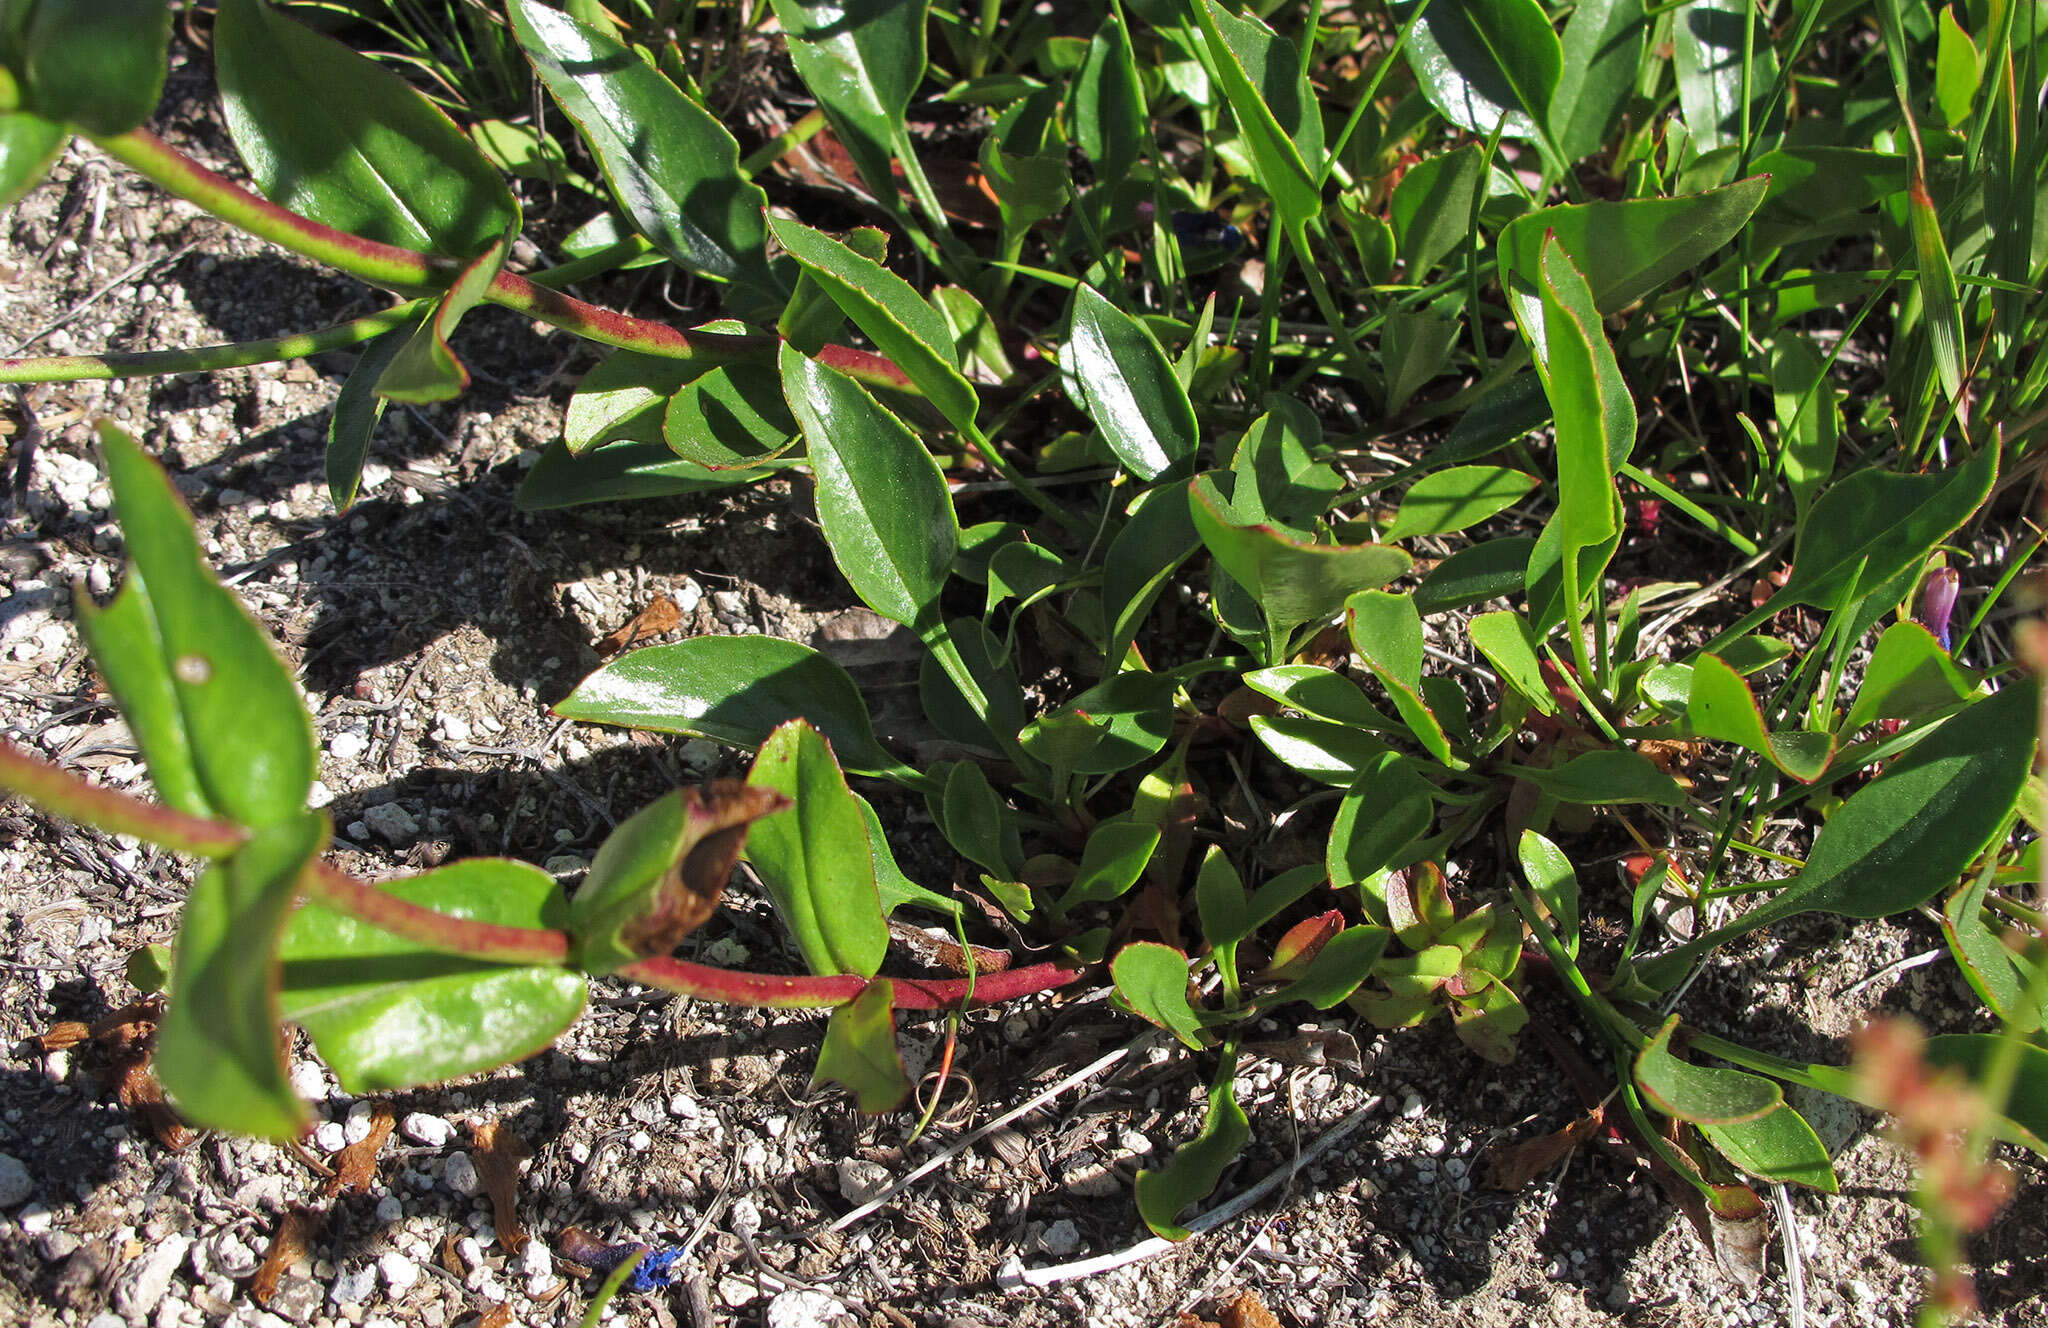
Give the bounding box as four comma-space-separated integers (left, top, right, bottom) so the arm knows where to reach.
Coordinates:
620, 955, 1083, 1010
0, 739, 247, 856
303, 864, 571, 965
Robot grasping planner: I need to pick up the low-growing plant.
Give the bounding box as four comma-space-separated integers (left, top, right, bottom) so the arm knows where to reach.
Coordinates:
3, 0, 2047, 1308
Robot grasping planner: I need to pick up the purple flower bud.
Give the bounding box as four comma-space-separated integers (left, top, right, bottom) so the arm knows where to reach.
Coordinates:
1918, 568, 1960, 651
1134, 198, 1157, 227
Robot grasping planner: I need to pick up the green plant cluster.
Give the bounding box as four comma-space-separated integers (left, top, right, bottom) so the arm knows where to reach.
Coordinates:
1, 0, 2046, 1305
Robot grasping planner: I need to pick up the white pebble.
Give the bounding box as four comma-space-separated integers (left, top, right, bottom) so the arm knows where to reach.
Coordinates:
400, 1113, 453, 1148
328, 731, 368, 762
442, 1152, 480, 1196
378, 1251, 419, 1293
313, 1122, 347, 1154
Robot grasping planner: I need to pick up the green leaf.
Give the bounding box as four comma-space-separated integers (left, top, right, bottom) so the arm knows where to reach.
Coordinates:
1511, 750, 1688, 806
1067, 285, 1198, 481
1038, 669, 1183, 775
767, 0, 926, 211
1637, 680, 2039, 988
1397, 0, 1563, 145
1518, 830, 1581, 957
21, 0, 170, 136
1329, 763, 1435, 887
1136, 1054, 1252, 1240
1264, 926, 1392, 1010
1103, 484, 1202, 665
1770, 333, 1840, 528
1549, 0, 1647, 161
1415, 536, 1537, 615
1469, 611, 1556, 716
940, 760, 1015, 880
1195, 847, 1251, 947
94, 423, 314, 826
1687, 653, 1836, 782
663, 363, 799, 467
859, 795, 964, 921
0, 111, 65, 210
73, 576, 211, 820
279, 858, 587, 1093
1346, 590, 1456, 765
1773, 443, 1995, 613
744, 720, 890, 977
1497, 177, 1771, 317
918, 618, 1029, 756
158, 812, 327, 1139
814, 979, 912, 1113
376, 227, 514, 403
567, 352, 702, 454
1635, 1016, 1783, 1125
1842, 623, 1978, 733
555, 635, 895, 776
782, 345, 958, 629
1190, 0, 1320, 227
509, 0, 777, 292
1191, 478, 1411, 649
1249, 716, 1395, 786
1242, 665, 1395, 729
517, 439, 770, 510
325, 309, 423, 508
1745, 147, 1909, 253
1111, 942, 1208, 1049
570, 785, 785, 974
1907, 175, 1967, 403
1073, 16, 1147, 181
1381, 307, 1464, 415
216, 0, 517, 256
1922, 1035, 2048, 1153
1058, 819, 1163, 915
1228, 399, 1343, 535
770, 217, 978, 433
1385, 465, 1538, 542
1701, 1103, 1840, 1192
1933, 6, 1982, 126
1672, 0, 1780, 153
1389, 143, 1486, 278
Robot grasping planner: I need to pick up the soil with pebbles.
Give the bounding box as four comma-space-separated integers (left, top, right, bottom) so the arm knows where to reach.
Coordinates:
3, 49, 2046, 1328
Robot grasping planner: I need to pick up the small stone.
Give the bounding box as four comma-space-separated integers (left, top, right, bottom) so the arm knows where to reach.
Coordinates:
455, 1237, 484, 1271
37, 1229, 79, 1261
377, 1251, 419, 1293
345, 1100, 376, 1144
375, 1195, 403, 1224
328, 731, 368, 762
0, 1153, 33, 1206
16, 1200, 52, 1232
442, 1152, 480, 1196
765, 1288, 851, 1328
114, 1233, 192, 1318
312, 1122, 347, 1154
1037, 1220, 1082, 1258
398, 1114, 449, 1148
628, 1130, 652, 1152
836, 1158, 890, 1207
435, 712, 471, 743
362, 802, 419, 846
265, 1274, 322, 1323
330, 1265, 377, 1307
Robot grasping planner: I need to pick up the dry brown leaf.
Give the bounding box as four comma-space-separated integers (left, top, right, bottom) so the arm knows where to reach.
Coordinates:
323, 1103, 396, 1197
36, 1020, 91, 1052
113, 1059, 195, 1151
471, 1121, 533, 1255
620, 781, 788, 959
1219, 1289, 1284, 1328
251, 1206, 323, 1306
471, 1303, 513, 1328
1488, 1109, 1605, 1190
595, 595, 684, 657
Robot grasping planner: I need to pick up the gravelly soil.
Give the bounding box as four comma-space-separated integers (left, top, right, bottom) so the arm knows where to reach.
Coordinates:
3, 48, 2045, 1328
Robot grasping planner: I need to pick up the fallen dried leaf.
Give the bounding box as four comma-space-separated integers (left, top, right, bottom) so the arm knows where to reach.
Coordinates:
251, 1206, 323, 1306
324, 1103, 396, 1197
1219, 1289, 1283, 1328
1489, 1109, 1605, 1190
595, 595, 684, 656
472, 1303, 513, 1328
36, 1020, 90, 1052
472, 1120, 533, 1255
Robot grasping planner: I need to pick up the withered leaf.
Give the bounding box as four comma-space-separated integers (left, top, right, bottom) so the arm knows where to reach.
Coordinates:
1489, 1109, 1605, 1190
472, 1303, 514, 1328
251, 1206, 323, 1306
471, 1120, 533, 1255
1219, 1289, 1284, 1328
619, 781, 787, 958
114, 1058, 195, 1151
37, 1021, 91, 1052
595, 595, 684, 657
323, 1103, 396, 1197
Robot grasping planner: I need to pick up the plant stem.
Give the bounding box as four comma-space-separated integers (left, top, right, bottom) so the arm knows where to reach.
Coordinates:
0, 302, 427, 383
303, 864, 571, 964
0, 739, 247, 856
620, 954, 1082, 1010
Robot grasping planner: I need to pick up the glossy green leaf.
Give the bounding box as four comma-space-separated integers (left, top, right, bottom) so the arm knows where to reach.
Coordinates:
1397, 0, 1563, 144
1773, 442, 1995, 613
918, 618, 1029, 756
73, 575, 210, 819
768, 0, 926, 210
1511, 750, 1688, 806
782, 346, 958, 629
510, 0, 777, 292
325, 308, 424, 508
1746, 147, 1908, 253
1073, 16, 1147, 181
567, 352, 701, 454
1381, 308, 1464, 416
858, 795, 964, 921
1329, 761, 1435, 887
744, 720, 889, 977
1136, 1054, 1251, 1240
1242, 665, 1395, 730
1058, 819, 1162, 915
1636, 1016, 1783, 1125
1637, 680, 2038, 988
1228, 399, 1344, 535
1550, 0, 1647, 161
1415, 536, 1537, 615
1942, 871, 2031, 1025
376, 227, 513, 403
663, 364, 798, 467
1191, 479, 1411, 649
1922, 1035, 2048, 1153
1933, 6, 1982, 126
95, 424, 314, 826
517, 439, 771, 509
1190, 0, 1320, 226
554, 635, 894, 775
940, 760, 1014, 880
1347, 590, 1456, 765
1469, 611, 1556, 716
1842, 623, 1978, 733
158, 812, 327, 1139
1389, 143, 1484, 278
1111, 942, 1208, 1049
814, 979, 911, 1113
1250, 716, 1395, 785
1385, 466, 1538, 542
1770, 333, 1839, 528
1195, 847, 1251, 947
570, 785, 784, 973
1687, 653, 1835, 782
21, 0, 170, 135
1104, 484, 1203, 665
1497, 177, 1770, 318
1038, 669, 1181, 775
1672, 0, 1780, 153
986, 541, 1072, 614
279, 858, 586, 1093
0, 112, 65, 210
1067, 285, 1198, 481
1519, 832, 1581, 959
1908, 176, 1967, 403
216, 0, 517, 256
770, 218, 978, 433
1524, 493, 1623, 637
1265, 926, 1392, 1010
1702, 1104, 1840, 1192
